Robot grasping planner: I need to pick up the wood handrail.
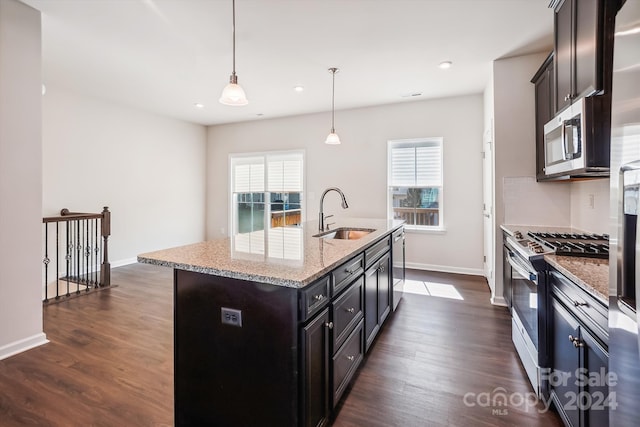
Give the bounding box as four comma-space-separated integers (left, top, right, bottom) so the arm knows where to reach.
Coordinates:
43, 207, 109, 226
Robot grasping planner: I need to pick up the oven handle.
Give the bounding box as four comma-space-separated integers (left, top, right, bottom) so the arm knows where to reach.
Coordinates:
507, 251, 538, 283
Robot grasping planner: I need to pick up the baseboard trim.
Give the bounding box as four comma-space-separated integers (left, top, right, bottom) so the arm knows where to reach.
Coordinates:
112, 258, 137, 268
0, 333, 49, 361
405, 262, 485, 277
491, 295, 508, 307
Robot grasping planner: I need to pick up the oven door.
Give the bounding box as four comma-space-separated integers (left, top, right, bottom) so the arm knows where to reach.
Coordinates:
507, 251, 539, 350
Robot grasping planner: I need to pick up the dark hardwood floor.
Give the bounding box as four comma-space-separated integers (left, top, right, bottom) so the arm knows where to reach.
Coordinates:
0, 264, 563, 427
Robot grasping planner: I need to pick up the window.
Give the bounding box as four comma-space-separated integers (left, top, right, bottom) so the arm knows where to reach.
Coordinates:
230, 151, 304, 236
388, 138, 443, 229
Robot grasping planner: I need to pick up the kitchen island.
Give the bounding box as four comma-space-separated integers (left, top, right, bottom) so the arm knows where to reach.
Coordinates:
138, 218, 404, 427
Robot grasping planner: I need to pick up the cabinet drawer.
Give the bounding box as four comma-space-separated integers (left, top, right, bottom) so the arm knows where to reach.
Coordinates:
332, 254, 364, 296
332, 319, 364, 408
365, 236, 390, 268
550, 270, 608, 343
332, 276, 364, 350
300, 276, 330, 322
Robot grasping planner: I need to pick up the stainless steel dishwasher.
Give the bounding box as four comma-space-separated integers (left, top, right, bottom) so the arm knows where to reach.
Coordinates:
391, 227, 405, 311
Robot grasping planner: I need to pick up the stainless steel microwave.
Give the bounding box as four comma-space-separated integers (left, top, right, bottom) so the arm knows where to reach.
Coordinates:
543, 96, 610, 178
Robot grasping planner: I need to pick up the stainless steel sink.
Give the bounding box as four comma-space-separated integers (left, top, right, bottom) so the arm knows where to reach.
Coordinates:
314, 227, 375, 240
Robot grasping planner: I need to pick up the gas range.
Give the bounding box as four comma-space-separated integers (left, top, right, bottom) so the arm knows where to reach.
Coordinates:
508, 230, 609, 262
528, 231, 609, 259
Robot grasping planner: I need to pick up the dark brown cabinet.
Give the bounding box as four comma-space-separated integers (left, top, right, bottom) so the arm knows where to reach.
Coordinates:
301, 308, 331, 427
549, 268, 610, 427
532, 52, 555, 181
553, 0, 608, 112
173, 227, 401, 427
551, 298, 581, 427
303, 269, 364, 425
365, 252, 391, 351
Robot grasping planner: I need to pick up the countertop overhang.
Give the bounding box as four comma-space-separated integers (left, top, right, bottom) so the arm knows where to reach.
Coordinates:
138, 218, 404, 288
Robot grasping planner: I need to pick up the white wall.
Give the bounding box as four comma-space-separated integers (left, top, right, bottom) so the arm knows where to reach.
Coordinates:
43, 87, 207, 265
207, 95, 485, 274
570, 179, 610, 234
0, 0, 47, 359
490, 52, 572, 304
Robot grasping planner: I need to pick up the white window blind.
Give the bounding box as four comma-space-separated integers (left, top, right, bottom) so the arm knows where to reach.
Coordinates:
233, 230, 265, 255
267, 153, 303, 192
267, 227, 303, 260
390, 141, 442, 187
232, 157, 265, 193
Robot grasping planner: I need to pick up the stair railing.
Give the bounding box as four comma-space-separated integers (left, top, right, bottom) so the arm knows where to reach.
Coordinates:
42, 207, 111, 303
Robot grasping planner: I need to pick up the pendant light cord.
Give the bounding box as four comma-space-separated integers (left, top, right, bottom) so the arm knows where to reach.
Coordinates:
232, 0, 236, 76
330, 68, 337, 132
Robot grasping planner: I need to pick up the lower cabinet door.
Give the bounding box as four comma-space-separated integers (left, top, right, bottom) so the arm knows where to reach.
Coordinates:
581, 327, 609, 427
377, 253, 391, 325
551, 298, 580, 427
301, 308, 330, 427
364, 264, 379, 352
332, 319, 364, 408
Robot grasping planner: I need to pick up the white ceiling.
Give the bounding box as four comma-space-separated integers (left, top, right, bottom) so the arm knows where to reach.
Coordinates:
22, 0, 554, 126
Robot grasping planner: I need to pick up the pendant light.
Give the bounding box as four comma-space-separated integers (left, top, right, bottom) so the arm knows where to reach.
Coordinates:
219, 0, 248, 106
325, 67, 341, 145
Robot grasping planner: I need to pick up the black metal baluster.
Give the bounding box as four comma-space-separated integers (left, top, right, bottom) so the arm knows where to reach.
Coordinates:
93, 218, 98, 285
99, 217, 104, 286
65, 220, 70, 296
76, 219, 81, 294
85, 218, 90, 291
43, 223, 49, 303
55, 221, 60, 299
89, 218, 93, 285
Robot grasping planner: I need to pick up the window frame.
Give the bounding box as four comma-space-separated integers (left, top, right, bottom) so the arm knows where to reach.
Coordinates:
387, 138, 445, 232
228, 149, 306, 237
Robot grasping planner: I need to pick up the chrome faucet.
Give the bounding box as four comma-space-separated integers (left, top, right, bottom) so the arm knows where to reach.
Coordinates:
319, 187, 349, 231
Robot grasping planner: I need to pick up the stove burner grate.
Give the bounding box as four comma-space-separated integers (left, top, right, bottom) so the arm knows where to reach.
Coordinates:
526, 232, 609, 259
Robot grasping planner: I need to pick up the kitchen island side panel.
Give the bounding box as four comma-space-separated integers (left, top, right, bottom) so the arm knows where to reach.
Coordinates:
174, 269, 299, 426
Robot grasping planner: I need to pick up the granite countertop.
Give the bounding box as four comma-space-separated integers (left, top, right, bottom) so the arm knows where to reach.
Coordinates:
501, 224, 609, 305
138, 218, 404, 289
544, 255, 609, 305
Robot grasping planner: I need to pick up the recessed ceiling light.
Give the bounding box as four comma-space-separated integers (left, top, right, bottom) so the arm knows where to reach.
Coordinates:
294, 85, 304, 93
400, 92, 422, 98
41, 84, 46, 95
439, 61, 453, 70
194, 103, 204, 108
256, 113, 264, 117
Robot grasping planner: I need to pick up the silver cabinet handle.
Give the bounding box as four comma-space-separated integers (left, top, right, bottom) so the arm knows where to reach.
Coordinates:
346, 307, 355, 313
325, 321, 333, 329
346, 355, 355, 361
314, 294, 325, 301
568, 335, 584, 347
573, 300, 588, 307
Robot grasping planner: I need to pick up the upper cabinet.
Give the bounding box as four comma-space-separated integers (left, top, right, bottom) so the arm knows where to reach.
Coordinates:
532, 53, 555, 181
533, 0, 617, 181
553, 0, 608, 112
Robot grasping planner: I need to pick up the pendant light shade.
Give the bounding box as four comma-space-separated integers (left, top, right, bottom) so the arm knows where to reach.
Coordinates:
220, 74, 248, 106
325, 67, 341, 145
325, 132, 341, 145
220, 0, 248, 106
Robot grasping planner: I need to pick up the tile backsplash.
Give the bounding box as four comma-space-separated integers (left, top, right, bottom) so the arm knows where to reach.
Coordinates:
504, 176, 571, 227
503, 176, 610, 234
570, 179, 610, 234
